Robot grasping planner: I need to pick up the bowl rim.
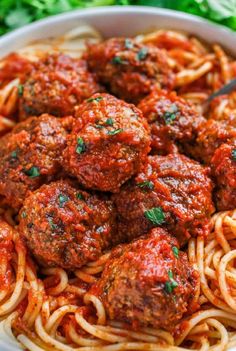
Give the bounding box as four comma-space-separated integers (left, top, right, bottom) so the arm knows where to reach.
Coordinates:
0, 5, 236, 46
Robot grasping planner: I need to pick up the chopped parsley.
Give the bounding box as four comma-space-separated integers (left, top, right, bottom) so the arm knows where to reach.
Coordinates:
18, 84, 24, 96
24, 166, 40, 178
76, 192, 85, 201
10, 150, 18, 159
163, 104, 178, 125
144, 207, 165, 225
21, 211, 27, 218
87, 96, 103, 103
136, 47, 148, 61
124, 39, 133, 49
164, 269, 178, 294
137, 180, 154, 190
172, 246, 179, 258
112, 56, 127, 65
107, 128, 123, 136
48, 218, 57, 230
106, 118, 114, 126
232, 149, 236, 161
58, 194, 69, 208
76, 137, 86, 154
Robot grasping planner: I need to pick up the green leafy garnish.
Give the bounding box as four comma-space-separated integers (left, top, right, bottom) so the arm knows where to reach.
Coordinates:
137, 180, 154, 190
87, 96, 103, 103
107, 128, 123, 136
124, 38, 133, 49
24, 166, 40, 178
112, 56, 127, 65
76, 137, 86, 154
58, 194, 69, 207
172, 246, 179, 258
76, 193, 85, 201
18, 84, 24, 96
232, 149, 236, 161
10, 150, 18, 159
21, 211, 27, 218
144, 207, 165, 225
48, 218, 58, 230
106, 118, 114, 126
136, 47, 148, 60
164, 269, 178, 294
163, 104, 178, 125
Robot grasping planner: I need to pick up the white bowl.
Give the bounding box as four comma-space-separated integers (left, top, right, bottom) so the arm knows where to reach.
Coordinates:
0, 6, 236, 351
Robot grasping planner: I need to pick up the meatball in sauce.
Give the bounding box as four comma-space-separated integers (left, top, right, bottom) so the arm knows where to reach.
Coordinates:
113, 153, 214, 246
62, 93, 150, 192
86, 38, 173, 103
19, 180, 118, 269
91, 227, 199, 331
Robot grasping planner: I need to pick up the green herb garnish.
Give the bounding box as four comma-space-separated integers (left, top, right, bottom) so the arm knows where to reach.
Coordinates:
24, 166, 40, 178
18, 84, 24, 96
112, 56, 127, 65
172, 246, 179, 258
21, 211, 27, 218
232, 149, 236, 161
87, 96, 103, 103
76, 137, 86, 154
137, 180, 154, 190
144, 207, 165, 225
48, 218, 57, 230
106, 118, 114, 126
164, 269, 178, 294
11, 150, 18, 159
124, 38, 133, 49
76, 193, 85, 201
107, 128, 123, 136
136, 47, 148, 60
58, 194, 69, 207
163, 104, 178, 125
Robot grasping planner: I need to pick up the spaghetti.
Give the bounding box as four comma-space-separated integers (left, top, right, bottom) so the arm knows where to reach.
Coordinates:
0, 27, 235, 351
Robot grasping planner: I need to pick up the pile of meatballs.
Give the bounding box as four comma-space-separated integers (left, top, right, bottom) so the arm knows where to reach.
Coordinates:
0, 37, 235, 332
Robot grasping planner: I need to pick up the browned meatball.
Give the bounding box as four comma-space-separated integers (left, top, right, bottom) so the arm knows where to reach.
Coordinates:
86, 38, 173, 103
138, 89, 205, 155
91, 227, 199, 331
19, 54, 102, 119
188, 117, 236, 164
0, 114, 68, 209
211, 142, 236, 211
19, 180, 118, 269
113, 153, 214, 246
62, 93, 150, 192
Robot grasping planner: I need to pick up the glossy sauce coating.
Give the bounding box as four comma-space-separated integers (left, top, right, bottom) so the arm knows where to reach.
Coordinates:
0, 114, 68, 209
91, 227, 199, 331
19, 180, 118, 269
86, 38, 173, 103
138, 89, 205, 155
211, 142, 236, 211
113, 153, 214, 246
0, 219, 14, 290
19, 54, 102, 119
62, 93, 150, 192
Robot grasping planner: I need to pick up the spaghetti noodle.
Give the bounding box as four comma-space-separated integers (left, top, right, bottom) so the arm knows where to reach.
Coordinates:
0, 27, 235, 351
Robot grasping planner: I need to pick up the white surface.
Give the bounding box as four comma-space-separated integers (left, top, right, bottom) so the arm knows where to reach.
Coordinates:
0, 5, 236, 351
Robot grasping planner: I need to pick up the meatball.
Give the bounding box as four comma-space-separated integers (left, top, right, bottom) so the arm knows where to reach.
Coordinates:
19, 54, 102, 119
113, 153, 214, 246
86, 38, 173, 103
137, 89, 206, 155
211, 142, 236, 211
19, 180, 118, 269
62, 93, 150, 192
91, 227, 199, 331
188, 117, 236, 164
0, 114, 68, 209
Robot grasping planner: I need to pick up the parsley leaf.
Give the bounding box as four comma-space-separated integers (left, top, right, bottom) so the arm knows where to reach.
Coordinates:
24, 166, 40, 178
163, 104, 178, 125
76, 192, 85, 201
137, 180, 154, 190
144, 207, 165, 225
76, 137, 86, 154
112, 56, 127, 65
106, 118, 114, 126
87, 96, 103, 103
58, 194, 69, 208
107, 128, 123, 136
21, 211, 27, 219
172, 246, 179, 258
48, 218, 58, 230
136, 47, 148, 60
18, 84, 24, 96
11, 150, 18, 159
164, 269, 178, 294
232, 149, 236, 161
125, 38, 133, 49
